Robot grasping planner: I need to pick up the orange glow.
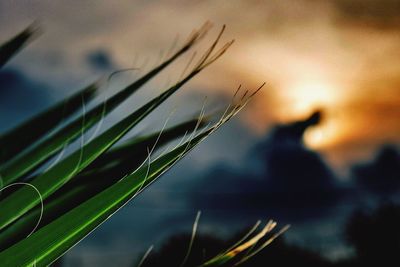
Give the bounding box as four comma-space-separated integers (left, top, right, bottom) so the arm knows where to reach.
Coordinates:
278, 81, 341, 119
304, 118, 342, 150
274, 78, 346, 150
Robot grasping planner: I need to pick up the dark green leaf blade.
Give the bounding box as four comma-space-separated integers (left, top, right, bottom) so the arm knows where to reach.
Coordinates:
0, 117, 205, 250
0, 23, 209, 185
0, 123, 212, 266
0, 83, 98, 163
0, 81, 257, 265
0, 31, 227, 230
85, 116, 206, 172
0, 25, 37, 68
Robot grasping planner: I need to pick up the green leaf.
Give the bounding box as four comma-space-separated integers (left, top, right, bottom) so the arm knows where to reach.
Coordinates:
0, 23, 258, 266
0, 29, 231, 231
0, 118, 207, 250
0, 121, 214, 266
0, 23, 210, 186
83, 116, 207, 174
0, 83, 98, 164
0, 24, 37, 68
0, 184, 86, 251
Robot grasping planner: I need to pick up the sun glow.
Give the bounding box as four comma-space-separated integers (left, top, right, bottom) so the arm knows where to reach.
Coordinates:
231, 38, 389, 155
304, 118, 341, 150
278, 80, 341, 119
281, 80, 345, 150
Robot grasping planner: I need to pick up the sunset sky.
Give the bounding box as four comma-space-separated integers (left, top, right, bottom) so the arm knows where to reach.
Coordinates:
0, 0, 399, 265
1, 0, 399, 173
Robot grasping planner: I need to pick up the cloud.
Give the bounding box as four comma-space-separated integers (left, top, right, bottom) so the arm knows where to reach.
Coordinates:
1, 0, 399, 172
0, 68, 51, 132
190, 110, 347, 221
351, 145, 400, 195
86, 49, 115, 71
333, 0, 400, 28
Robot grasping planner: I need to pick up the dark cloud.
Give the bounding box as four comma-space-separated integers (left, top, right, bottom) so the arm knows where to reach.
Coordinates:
86, 49, 115, 71
191, 110, 347, 221
351, 145, 400, 195
333, 0, 400, 28
0, 68, 51, 132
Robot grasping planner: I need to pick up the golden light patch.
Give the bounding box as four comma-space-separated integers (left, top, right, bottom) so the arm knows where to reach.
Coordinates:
304, 118, 342, 150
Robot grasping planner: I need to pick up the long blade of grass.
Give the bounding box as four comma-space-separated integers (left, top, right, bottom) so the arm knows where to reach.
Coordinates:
0, 23, 210, 186
0, 24, 37, 68
0, 118, 207, 250
0, 83, 98, 163
201, 221, 277, 267
180, 211, 202, 267
233, 225, 290, 266
25, 116, 206, 181
83, 116, 207, 173
0, 30, 232, 231
0, 183, 85, 251
0, 120, 215, 266
0, 78, 261, 266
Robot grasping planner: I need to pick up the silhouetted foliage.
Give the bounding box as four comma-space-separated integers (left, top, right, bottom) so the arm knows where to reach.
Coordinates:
138, 229, 332, 267
138, 202, 400, 267
345, 203, 400, 267
139, 233, 227, 267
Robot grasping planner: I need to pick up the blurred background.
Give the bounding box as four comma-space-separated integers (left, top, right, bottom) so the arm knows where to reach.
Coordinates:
0, 0, 399, 266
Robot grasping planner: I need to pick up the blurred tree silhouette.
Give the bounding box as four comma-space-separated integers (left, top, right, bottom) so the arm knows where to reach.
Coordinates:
138, 229, 331, 267
137, 203, 400, 267
345, 203, 400, 267
138, 233, 226, 267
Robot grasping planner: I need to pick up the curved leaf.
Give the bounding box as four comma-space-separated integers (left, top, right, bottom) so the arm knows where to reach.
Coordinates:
0, 83, 98, 163
0, 122, 213, 266
0, 29, 231, 230
0, 23, 210, 186
0, 117, 206, 250
0, 24, 37, 68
